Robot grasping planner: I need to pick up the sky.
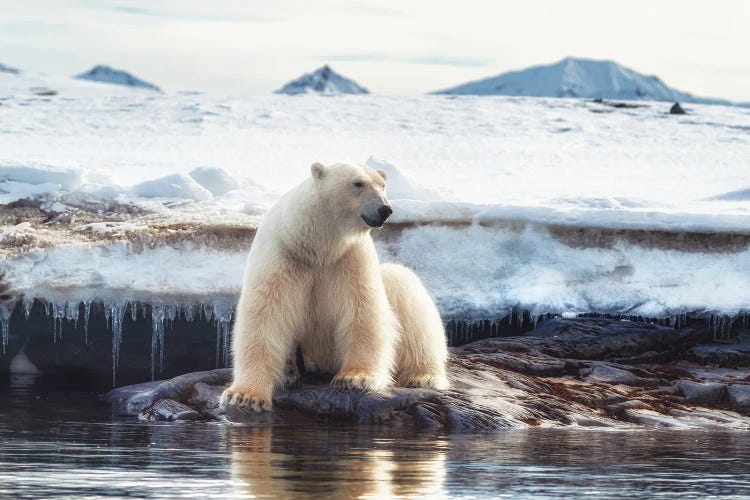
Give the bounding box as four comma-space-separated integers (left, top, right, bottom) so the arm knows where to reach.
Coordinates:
1, 0, 748, 100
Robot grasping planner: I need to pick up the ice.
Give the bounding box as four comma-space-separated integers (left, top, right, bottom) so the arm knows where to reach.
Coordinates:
130, 173, 213, 202
1, 70, 749, 336
376, 224, 750, 319
0, 309, 8, 354
150, 304, 166, 380
189, 167, 241, 196
0, 164, 83, 191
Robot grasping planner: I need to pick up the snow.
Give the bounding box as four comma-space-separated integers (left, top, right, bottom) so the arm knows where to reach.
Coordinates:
130, 173, 213, 202
189, 166, 241, 196
275, 65, 368, 95
435, 57, 731, 105
366, 157, 444, 201
75, 65, 161, 92
0, 164, 83, 190
1, 70, 749, 319
379, 224, 750, 319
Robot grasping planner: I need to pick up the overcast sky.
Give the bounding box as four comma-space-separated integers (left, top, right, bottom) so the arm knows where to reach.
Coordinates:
1, 0, 748, 100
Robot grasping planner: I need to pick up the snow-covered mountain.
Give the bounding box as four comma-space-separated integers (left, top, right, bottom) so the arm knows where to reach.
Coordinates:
0, 62, 20, 74
435, 57, 729, 104
74, 65, 161, 91
275, 65, 368, 95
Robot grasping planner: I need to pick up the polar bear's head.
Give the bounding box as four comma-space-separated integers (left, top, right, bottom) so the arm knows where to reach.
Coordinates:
311, 162, 392, 230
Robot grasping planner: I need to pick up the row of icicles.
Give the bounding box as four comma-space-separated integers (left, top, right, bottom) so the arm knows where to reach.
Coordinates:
1, 301, 747, 382
0, 299, 235, 385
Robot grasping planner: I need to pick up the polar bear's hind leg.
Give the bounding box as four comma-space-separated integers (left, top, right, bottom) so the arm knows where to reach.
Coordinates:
381, 263, 449, 390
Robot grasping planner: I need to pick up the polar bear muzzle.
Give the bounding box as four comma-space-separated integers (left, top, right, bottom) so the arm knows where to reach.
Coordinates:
361, 204, 392, 228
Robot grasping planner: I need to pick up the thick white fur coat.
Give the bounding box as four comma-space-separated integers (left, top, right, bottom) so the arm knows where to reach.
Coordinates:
221, 162, 448, 411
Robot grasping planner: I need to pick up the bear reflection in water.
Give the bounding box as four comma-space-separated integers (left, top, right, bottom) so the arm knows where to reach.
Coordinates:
230, 427, 447, 498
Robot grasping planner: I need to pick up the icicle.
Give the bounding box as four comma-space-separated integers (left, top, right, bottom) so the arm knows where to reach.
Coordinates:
110, 303, 124, 387
83, 301, 91, 344
203, 303, 214, 322
212, 302, 234, 368
184, 303, 196, 323
52, 302, 65, 343
130, 301, 138, 323
151, 304, 166, 380
0, 309, 9, 355
64, 301, 77, 337
23, 299, 31, 320
165, 304, 178, 328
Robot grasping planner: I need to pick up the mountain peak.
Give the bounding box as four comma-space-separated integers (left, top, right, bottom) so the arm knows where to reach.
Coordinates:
435, 57, 727, 104
0, 62, 20, 74
74, 65, 161, 92
275, 65, 368, 95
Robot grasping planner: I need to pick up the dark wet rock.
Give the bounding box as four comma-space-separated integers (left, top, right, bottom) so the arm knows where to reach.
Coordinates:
105, 318, 750, 430
670, 102, 686, 114
675, 380, 726, 404
728, 385, 750, 408
687, 337, 750, 368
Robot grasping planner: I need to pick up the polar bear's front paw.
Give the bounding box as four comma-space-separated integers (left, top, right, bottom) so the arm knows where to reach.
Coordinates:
331, 369, 377, 391
220, 386, 273, 412
402, 373, 449, 390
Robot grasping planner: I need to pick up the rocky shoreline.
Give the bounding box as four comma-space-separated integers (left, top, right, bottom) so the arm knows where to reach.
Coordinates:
105, 317, 750, 430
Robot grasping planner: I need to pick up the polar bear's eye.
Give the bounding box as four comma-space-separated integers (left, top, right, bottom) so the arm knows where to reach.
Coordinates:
353, 181, 364, 189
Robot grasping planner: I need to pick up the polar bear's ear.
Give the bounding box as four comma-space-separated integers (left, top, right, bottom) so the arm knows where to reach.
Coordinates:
376, 169, 387, 182
311, 162, 326, 179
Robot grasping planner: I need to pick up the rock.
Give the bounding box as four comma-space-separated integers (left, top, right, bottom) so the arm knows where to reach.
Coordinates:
675, 380, 726, 404
583, 364, 640, 384
104, 318, 750, 430
140, 399, 202, 421
687, 337, 750, 368
670, 102, 686, 114
728, 385, 750, 408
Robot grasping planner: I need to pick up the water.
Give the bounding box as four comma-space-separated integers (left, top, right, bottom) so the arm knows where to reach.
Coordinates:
2, 376, 750, 499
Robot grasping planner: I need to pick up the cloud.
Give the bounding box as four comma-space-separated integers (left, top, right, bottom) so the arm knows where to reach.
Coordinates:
112, 4, 283, 23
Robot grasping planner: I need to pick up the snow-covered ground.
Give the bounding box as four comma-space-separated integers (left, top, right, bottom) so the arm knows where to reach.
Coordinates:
2, 70, 750, 325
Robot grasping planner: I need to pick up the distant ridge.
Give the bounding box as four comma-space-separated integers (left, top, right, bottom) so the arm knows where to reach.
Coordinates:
75, 65, 161, 91
275, 65, 368, 95
435, 57, 731, 105
0, 62, 20, 74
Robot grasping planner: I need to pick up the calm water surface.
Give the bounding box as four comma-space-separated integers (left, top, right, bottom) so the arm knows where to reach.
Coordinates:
2, 375, 750, 499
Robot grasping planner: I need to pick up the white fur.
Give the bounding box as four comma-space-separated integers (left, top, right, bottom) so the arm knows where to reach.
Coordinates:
221, 162, 448, 411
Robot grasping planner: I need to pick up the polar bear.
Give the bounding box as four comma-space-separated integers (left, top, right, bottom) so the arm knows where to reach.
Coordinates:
220, 162, 448, 411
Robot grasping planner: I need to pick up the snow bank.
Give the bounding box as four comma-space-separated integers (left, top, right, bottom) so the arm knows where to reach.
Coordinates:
0, 164, 83, 191
366, 157, 444, 201
0, 164, 84, 204
378, 224, 750, 319
130, 174, 213, 202
4, 243, 246, 301
189, 167, 241, 196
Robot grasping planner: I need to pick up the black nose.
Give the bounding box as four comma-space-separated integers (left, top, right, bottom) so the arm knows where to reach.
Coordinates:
378, 205, 393, 221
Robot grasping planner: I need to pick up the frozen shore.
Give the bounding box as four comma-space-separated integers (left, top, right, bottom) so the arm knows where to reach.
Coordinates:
2, 73, 749, 384
105, 317, 750, 430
